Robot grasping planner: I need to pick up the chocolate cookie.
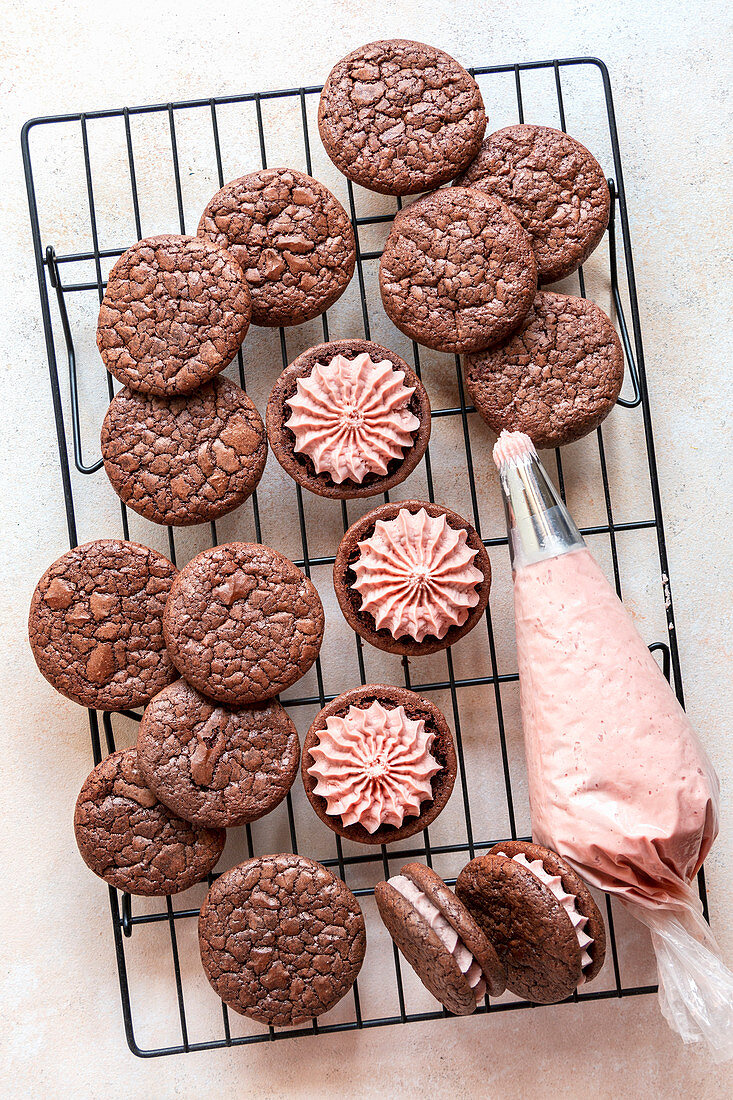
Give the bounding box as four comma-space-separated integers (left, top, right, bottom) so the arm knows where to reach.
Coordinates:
28, 539, 177, 711
333, 500, 491, 656
301, 684, 456, 845
456, 841, 606, 1004
266, 339, 431, 499
97, 234, 251, 395
199, 854, 366, 1025
379, 187, 537, 353
136, 680, 300, 828
163, 542, 324, 706
101, 377, 267, 527
375, 862, 506, 1013
318, 39, 486, 196
198, 169, 356, 327
74, 748, 225, 895
455, 124, 610, 284
464, 292, 624, 449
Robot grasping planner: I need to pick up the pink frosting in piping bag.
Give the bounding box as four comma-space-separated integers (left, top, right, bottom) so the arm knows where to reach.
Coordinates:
285, 352, 420, 483
493, 430, 732, 1058
307, 700, 441, 833
352, 507, 483, 642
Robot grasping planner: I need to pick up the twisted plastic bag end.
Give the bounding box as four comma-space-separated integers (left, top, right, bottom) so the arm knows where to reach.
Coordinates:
624, 901, 733, 1062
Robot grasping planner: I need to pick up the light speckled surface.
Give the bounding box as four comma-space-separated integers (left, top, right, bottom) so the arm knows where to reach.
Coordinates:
1, 1, 731, 1096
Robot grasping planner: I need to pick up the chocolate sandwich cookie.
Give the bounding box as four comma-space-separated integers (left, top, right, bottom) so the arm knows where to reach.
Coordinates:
455, 124, 610, 284
198, 169, 355, 327
137, 680, 300, 828
97, 234, 251, 395
379, 188, 537, 354
464, 292, 624, 449
163, 541, 324, 706
74, 748, 225, 895
28, 539, 177, 711
302, 684, 456, 845
101, 377, 267, 526
318, 39, 486, 196
199, 854, 366, 1025
375, 862, 506, 1013
266, 339, 431, 499
334, 500, 491, 656
456, 840, 606, 1004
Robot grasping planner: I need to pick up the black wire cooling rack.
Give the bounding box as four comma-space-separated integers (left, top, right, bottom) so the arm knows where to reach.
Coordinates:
22, 56, 710, 1058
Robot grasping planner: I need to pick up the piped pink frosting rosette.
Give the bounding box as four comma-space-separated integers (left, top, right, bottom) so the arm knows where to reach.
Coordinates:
285, 352, 420, 484
352, 507, 483, 642
306, 700, 441, 833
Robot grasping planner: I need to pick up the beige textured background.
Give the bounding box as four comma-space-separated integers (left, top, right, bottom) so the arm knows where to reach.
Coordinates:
2, 1, 731, 1096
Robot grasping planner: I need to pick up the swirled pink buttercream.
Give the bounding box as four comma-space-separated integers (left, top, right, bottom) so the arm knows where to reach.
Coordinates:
285, 352, 420, 483
351, 508, 483, 642
307, 700, 441, 833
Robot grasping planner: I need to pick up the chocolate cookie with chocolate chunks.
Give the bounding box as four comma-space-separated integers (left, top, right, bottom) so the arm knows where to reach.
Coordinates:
101, 377, 267, 526
302, 684, 457, 845
464, 291, 624, 449
375, 862, 506, 1013
334, 500, 491, 656
379, 187, 537, 354
198, 169, 355, 327
318, 39, 486, 195
456, 841, 606, 1003
137, 680, 300, 828
74, 748, 225, 895
266, 338, 431, 499
455, 124, 610, 284
28, 539, 177, 711
199, 854, 366, 1026
163, 542, 324, 706
97, 234, 251, 395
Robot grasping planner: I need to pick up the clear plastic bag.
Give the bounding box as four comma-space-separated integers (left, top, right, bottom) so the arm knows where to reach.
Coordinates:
629, 902, 733, 1062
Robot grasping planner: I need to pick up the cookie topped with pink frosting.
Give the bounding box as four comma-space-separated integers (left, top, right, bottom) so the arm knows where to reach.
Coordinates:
334, 500, 492, 655
301, 684, 457, 844
375, 862, 506, 1014
267, 339, 431, 498
456, 840, 606, 1004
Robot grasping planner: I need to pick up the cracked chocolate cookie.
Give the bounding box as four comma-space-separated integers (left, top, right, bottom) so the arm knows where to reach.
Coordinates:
379, 187, 537, 353
464, 291, 624, 448
333, 500, 491, 656
28, 539, 177, 711
101, 377, 267, 526
74, 748, 225, 895
456, 841, 606, 1004
301, 684, 457, 845
266, 339, 431, 499
198, 169, 355, 327
199, 854, 366, 1025
97, 234, 251, 395
318, 39, 486, 196
163, 542, 324, 706
455, 124, 610, 284
137, 680, 300, 828
375, 862, 506, 1013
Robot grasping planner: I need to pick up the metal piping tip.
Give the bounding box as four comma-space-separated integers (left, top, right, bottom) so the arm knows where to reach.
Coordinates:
493, 432, 585, 570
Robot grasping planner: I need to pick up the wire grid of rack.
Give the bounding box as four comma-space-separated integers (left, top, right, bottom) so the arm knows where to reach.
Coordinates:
22, 56, 709, 1058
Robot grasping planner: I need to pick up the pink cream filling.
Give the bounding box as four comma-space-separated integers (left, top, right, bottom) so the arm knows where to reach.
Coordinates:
285, 352, 420, 484
307, 700, 441, 834
351, 507, 483, 642
499, 852, 594, 978
389, 875, 487, 1003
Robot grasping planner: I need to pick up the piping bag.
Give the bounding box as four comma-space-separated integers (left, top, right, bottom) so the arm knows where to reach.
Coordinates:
493, 430, 733, 1060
